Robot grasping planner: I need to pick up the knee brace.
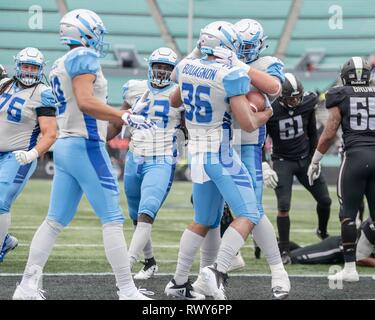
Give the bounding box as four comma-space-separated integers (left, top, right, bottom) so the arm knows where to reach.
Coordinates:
362, 218, 375, 245
341, 219, 357, 244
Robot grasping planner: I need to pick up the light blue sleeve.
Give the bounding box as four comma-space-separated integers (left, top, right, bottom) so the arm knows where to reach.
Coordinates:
64, 49, 100, 78
122, 81, 130, 101
266, 62, 285, 83
39, 88, 56, 109
223, 68, 250, 98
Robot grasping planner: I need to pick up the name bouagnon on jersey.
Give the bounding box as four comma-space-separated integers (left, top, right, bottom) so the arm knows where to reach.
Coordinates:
181, 64, 218, 81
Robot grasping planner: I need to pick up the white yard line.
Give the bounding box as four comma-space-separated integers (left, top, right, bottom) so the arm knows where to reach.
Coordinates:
10, 226, 341, 233
14, 243, 313, 248
0, 272, 374, 278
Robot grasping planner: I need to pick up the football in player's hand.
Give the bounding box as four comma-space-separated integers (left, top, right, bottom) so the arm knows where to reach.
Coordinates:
246, 90, 266, 112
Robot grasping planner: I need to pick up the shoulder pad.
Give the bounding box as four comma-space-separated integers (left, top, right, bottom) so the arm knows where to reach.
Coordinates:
0, 77, 11, 86
251, 56, 284, 70
122, 79, 147, 102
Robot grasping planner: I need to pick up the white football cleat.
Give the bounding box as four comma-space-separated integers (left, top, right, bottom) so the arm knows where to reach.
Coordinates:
327, 269, 359, 282
271, 270, 290, 300
200, 264, 228, 300
13, 265, 45, 300
134, 263, 158, 280
0, 234, 18, 262
227, 252, 245, 272
118, 289, 154, 300
12, 284, 46, 300
164, 279, 205, 300
192, 274, 210, 297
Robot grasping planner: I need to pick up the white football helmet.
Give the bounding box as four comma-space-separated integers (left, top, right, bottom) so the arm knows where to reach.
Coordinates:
148, 47, 178, 87
14, 47, 45, 86
198, 21, 242, 56
235, 19, 268, 63
60, 9, 109, 57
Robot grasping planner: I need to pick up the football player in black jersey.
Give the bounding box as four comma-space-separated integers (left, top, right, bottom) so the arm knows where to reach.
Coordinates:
264, 73, 332, 264
308, 56, 375, 282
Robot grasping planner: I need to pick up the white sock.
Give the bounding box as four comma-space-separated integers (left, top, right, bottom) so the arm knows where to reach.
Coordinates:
174, 229, 204, 285
102, 222, 137, 296
143, 238, 154, 260
200, 227, 221, 270
216, 226, 244, 274
20, 219, 63, 288
344, 261, 357, 272
128, 222, 152, 268
0, 212, 11, 248
270, 263, 286, 275
252, 215, 283, 266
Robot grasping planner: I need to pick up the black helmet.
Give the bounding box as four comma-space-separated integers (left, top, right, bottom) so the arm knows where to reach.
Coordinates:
341, 57, 371, 86
279, 73, 304, 108
0, 64, 7, 81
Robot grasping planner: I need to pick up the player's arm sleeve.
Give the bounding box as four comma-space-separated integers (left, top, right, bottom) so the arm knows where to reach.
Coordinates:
36, 88, 56, 117
325, 86, 345, 109
264, 60, 284, 102
64, 50, 100, 79
223, 68, 250, 98
266, 62, 285, 84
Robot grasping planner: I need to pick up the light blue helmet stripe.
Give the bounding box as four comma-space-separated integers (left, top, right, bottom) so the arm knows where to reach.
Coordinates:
220, 27, 237, 51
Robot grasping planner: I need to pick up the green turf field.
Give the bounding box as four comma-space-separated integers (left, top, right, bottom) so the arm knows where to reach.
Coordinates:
0, 179, 372, 276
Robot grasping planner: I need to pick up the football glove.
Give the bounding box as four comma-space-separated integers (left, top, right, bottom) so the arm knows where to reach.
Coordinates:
122, 112, 156, 131
307, 162, 321, 186
13, 148, 38, 165
131, 90, 150, 114
307, 150, 324, 186
262, 162, 278, 189
213, 46, 251, 73
186, 40, 203, 59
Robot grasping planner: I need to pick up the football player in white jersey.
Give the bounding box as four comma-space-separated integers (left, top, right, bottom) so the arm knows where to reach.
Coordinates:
212, 19, 290, 299
164, 21, 273, 300
187, 19, 290, 299
107, 47, 183, 280
13, 9, 154, 300
0, 47, 57, 263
